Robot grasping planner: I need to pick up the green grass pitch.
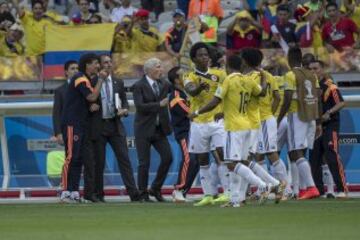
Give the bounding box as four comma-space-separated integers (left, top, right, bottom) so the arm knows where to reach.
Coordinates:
0, 199, 359, 240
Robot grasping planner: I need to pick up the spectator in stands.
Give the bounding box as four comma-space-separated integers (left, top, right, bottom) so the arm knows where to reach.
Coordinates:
0, 22, 24, 57
226, 10, 262, 52
165, 9, 187, 58
294, 4, 324, 52
15, 0, 56, 56
141, 0, 164, 22
105, 0, 137, 23
188, 0, 223, 44
87, 13, 102, 23
258, 0, 287, 39
112, 16, 132, 53
0, 0, 9, 14
343, 0, 360, 27
0, 11, 15, 31
268, 4, 297, 50
304, 0, 323, 12
40, 0, 69, 23
176, 0, 189, 18
130, 9, 163, 52
72, 0, 94, 24
322, 2, 360, 53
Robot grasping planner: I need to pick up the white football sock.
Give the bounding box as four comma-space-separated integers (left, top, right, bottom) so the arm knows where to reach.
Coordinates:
296, 158, 315, 188
209, 162, 219, 195
234, 163, 266, 188
290, 162, 299, 195
250, 161, 280, 186
272, 159, 288, 182
218, 163, 230, 196
229, 172, 241, 204
199, 165, 214, 196
322, 164, 335, 194
238, 176, 249, 202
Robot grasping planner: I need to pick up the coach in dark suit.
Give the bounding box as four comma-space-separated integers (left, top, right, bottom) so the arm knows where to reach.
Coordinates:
132, 58, 173, 202
52, 60, 79, 144
86, 55, 139, 202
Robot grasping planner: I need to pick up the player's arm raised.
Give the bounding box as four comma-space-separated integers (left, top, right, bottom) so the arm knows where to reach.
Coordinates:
258, 70, 268, 97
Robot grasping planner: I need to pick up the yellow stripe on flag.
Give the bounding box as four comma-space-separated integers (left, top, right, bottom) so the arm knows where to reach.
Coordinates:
45, 23, 116, 52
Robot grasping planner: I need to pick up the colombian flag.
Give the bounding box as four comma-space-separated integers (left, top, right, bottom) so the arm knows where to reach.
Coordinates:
44, 23, 116, 80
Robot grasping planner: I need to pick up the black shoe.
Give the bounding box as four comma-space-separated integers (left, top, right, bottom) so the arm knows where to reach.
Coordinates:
97, 196, 106, 203
83, 195, 100, 203
149, 188, 166, 202
139, 193, 153, 203
326, 193, 336, 199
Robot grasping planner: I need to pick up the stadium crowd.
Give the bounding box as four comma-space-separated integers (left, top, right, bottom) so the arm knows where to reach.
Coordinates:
0, 0, 352, 205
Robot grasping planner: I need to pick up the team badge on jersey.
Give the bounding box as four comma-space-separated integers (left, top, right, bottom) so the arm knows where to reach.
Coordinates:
211, 75, 218, 82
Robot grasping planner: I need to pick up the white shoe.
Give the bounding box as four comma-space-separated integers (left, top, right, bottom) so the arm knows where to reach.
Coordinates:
60, 191, 71, 203
70, 191, 81, 203
336, 192, 348, 199
172, 190, 186, 203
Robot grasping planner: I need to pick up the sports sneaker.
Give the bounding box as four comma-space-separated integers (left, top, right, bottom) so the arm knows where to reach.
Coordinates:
336, 192, 348, 199
220, 201, 241, 208
60, 191, 71, 203
213, 194, 230, 204
193, 196, 214, 207
274, 181, 287, 204
298, 189, 306, 199
258, 184, 271, 205
298, 187, 320, 200
70, 191, 82, 203
172, 190, 186, 203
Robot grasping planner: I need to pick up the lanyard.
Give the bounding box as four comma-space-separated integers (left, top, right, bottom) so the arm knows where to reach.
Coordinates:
197, 0, 209, 15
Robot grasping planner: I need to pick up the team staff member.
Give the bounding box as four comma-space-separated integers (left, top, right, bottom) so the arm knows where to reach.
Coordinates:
168, 66, 199, 202
60, 53, 106, 203
52, 60, 79, 145
86, 55, 139, 202
309, 60, 347, 198
132, 58, 173, 202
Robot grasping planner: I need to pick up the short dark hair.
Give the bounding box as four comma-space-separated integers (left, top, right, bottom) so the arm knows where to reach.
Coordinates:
0, 12, 15, 25
326, 2, 338, 10
302, 53, 316, 68
208, 46, 224, 68
64, 60, 78, 71
190, 42, 209, 61
227, 54, 242, 71
31, 0, 44, 8
168, 66, 181, 85
241, 48, 263, 68
277, 4, 290, 13
78, 53, 99, 73
287, 47, 303, 68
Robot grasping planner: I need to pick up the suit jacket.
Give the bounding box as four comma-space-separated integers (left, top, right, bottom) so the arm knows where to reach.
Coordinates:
52, 82, 68, 136
88, 76, 129, 140
132, 75, 172, 138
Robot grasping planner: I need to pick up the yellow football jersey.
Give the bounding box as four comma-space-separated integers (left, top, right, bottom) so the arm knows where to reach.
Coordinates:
274, 75, 285, 117
184, 68, 226, 123
215, 72, 262, 131
246, 71, 262, 129
284, 70, 319, 114
259, 71, 279, 121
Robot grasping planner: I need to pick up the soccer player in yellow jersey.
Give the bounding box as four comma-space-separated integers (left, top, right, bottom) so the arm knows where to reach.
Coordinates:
184, 42, 227, 206
239, 49, 285, 203
277, 47, 321, 200
253, 70, 287, 203
190, 54, 271, 207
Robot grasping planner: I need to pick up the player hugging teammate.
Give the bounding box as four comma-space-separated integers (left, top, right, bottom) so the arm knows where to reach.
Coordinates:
187, 44, 323, 207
